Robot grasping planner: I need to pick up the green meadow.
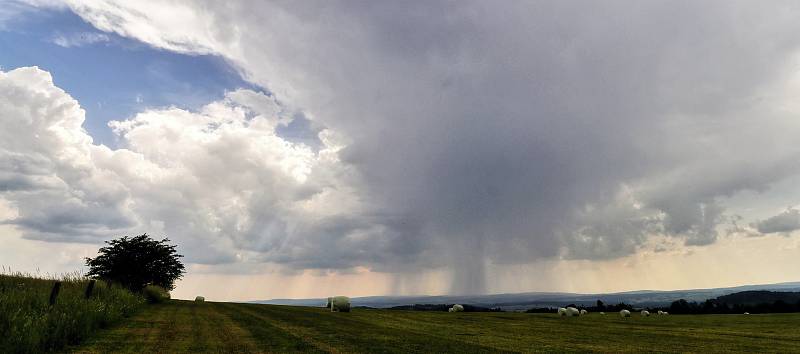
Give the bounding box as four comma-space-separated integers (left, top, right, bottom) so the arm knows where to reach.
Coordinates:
70, 300, 800, 353
0, 273, 143, 354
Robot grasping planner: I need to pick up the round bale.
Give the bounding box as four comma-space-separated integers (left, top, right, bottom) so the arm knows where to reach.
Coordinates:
566, 307, 580, 316
330, 296, 351, 312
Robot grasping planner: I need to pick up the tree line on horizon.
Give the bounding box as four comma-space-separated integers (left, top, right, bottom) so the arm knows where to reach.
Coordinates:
524, 291, 800, 314
665, 291, 800, 314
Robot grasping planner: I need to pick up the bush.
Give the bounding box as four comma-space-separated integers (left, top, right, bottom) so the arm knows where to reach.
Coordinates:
0, 272, 144, 354
143, 285, 171, 304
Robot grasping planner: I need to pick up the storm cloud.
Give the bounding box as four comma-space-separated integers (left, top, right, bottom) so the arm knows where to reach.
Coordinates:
754, 209, 800, 234
5, 1, 800, 293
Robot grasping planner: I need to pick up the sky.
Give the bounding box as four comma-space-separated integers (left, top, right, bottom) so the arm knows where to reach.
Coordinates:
2, 0, 800, 301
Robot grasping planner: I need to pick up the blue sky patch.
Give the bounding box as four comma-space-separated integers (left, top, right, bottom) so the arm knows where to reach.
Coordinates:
0, 6, 258, 147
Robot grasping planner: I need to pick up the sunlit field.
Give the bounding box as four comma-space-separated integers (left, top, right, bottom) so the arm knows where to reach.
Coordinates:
71, 300, 800, 353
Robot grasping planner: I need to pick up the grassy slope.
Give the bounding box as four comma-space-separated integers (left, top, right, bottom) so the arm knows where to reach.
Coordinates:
0, 274, 143, 354
71, 300, 800, 353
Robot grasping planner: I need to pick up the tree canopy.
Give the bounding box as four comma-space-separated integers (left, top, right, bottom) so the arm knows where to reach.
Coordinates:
85, 234, 185, 291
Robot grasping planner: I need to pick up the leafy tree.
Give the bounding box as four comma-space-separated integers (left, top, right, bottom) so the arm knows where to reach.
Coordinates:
85, 234, 185, 291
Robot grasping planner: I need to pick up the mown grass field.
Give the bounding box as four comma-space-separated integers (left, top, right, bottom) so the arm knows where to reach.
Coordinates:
71, 300, 800, 353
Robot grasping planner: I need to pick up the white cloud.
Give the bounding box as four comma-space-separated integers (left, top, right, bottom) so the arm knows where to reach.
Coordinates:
65, 0, 221, 54
0, 66, 390, 268
0, 66, 135, 242
51, 31, 109, 47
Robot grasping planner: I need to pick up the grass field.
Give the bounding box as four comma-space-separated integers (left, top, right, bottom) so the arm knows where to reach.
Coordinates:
70, 300, 800, 353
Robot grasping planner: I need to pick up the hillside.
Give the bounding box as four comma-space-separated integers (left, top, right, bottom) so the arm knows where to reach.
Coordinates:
71, 300, 800, 353
0, 274, 143, 353
715, 291, 800, 305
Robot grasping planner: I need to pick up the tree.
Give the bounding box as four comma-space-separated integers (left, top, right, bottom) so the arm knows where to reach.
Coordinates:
596, 300, 606, 310
85, 234, 185, 291
670, 299, 691, 314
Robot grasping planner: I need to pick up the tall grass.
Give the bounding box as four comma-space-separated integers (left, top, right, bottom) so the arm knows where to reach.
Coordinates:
143, 284, 171, 304
0, 268, 144, 353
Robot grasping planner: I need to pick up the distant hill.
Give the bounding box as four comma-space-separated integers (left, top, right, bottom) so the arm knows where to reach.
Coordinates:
252, 281, 800, 310
387, 304, 501, 312
715, 291, 800, 306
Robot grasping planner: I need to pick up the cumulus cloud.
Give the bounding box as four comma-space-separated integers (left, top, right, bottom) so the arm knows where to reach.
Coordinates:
0, 66, 137, 242
7, 1, 800, 293
753, 209, 800, 234
0, 66, 392, 267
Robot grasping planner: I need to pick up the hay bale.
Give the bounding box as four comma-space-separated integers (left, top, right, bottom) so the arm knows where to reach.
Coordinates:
566, 307, 580, 316
195, 296, 205, 302
451, 304, 464, 312
620, 309, 631, 317
330, 296, 351, 312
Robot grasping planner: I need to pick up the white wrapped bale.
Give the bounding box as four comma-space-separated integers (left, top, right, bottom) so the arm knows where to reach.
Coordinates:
566, 307, 580, 316
599, 312, 606, 315
662, 311, 668, 315
744, 312, 750, 315
580, 309, 588, 315
329, 296, 351, 312
557, 307, 567, 316
641, 310, 650, 317
657, 310, 664, 315
448, 308, 455, 312
195, 296, 205, 303
451, 304, 464, 312
620, 309, 631, 317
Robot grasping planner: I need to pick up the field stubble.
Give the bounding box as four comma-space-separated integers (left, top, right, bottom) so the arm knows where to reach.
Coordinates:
71, 300, 800, 353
